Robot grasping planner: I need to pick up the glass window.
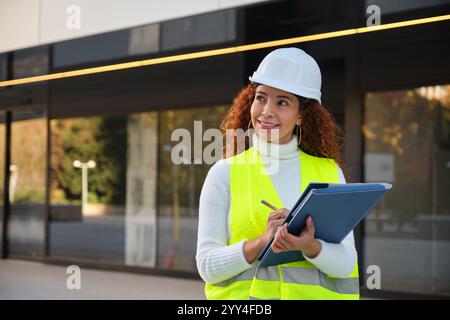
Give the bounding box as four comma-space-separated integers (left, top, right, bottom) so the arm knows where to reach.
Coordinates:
49, 115, 129, 263
49, 105, 226, 271
0, 113, 5, 253
12, 46, 48, 79
0, 113, 4, 204
53, 31, 130, 69
0, 53, 7, 81
12, 47, 49, 79
128, 24, 160, 56
125, 112, 159, 267
161, 9, 236, 52
157, 106, 227, 271
364, 0, 449, 15
363, 85, 450, 296
8, 109, 47, 257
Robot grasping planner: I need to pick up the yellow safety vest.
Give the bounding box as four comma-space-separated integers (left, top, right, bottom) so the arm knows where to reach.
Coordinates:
205, 146, 360, 300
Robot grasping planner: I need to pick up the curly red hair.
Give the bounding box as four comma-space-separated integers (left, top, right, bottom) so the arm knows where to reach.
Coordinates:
220, 83, 351, 181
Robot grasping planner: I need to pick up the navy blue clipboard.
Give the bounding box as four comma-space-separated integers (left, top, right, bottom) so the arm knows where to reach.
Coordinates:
257, 182, 392, 268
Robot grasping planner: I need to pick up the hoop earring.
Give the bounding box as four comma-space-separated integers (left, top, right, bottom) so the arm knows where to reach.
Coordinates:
296, 125, 302, 146
248, 119, 253, 131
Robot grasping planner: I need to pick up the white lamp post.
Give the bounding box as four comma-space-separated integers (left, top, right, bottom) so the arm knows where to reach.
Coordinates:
73, 160, 96, 214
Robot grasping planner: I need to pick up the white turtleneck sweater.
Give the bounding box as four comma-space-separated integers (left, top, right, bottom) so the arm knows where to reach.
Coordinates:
196, 133, 357, 285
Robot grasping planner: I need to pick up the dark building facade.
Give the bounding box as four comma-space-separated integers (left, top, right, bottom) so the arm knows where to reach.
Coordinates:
0, 0, 449, 298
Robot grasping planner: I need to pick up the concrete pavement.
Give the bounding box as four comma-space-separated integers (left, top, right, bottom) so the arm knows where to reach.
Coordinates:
0, 259, 205, 300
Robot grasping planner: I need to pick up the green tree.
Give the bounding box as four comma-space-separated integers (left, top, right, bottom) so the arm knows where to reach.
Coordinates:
51, 115, 127, 205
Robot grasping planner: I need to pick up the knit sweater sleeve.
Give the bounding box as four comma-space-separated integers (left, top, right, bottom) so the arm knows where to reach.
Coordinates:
196, 159, 253, 284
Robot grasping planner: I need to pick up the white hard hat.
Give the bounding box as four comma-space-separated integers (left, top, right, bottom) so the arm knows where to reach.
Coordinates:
249, 47, 322, 104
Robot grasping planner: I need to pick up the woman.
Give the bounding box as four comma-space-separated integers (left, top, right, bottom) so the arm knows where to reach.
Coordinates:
196, 47, 359, 300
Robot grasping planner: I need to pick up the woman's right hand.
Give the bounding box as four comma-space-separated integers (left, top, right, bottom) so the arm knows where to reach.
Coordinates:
260, 208, 289, 244
243, 208, 289, 264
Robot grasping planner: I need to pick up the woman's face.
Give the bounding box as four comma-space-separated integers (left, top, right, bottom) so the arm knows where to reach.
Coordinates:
250, 84, 301, 144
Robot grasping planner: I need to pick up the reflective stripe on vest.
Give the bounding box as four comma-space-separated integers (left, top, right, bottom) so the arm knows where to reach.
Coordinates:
204, 146, 360, 300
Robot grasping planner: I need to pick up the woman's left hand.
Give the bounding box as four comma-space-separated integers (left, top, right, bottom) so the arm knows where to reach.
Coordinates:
271, 216, 322, 258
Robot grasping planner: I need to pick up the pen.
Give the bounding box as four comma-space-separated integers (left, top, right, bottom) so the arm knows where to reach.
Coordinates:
261, 200, 279, 211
